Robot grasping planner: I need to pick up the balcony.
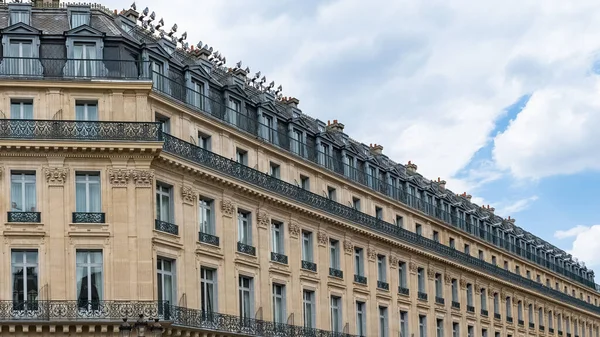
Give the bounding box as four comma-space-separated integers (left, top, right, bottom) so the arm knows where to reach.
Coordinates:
417, 292, 428, 301
451, 301, 460, 309
160, 133, 600, 315
481, 309, 488, 317
354, 274, 367, 285
154, 219, 178, 236
518, 319, 524, 326
529, 322, 535, 329
540, 326, 545, 332
301, 260, 317, 272
507, 316, 513, 323
270, 252, 288, 264
7, 211, 41, 223
72, 212, 105, 224
494, 313, 501, 320
435, 297, 445, 305
398, 287, 409, 296
0, 119, 161, 142
550, 328, 555, 333
467, 305, 474, 313
567, 333, 572, 337
558, 331, 563, 336
377, 280, 389, 291
329, 268, 343, 279
198, 232, 220, 246
237, 242, 256, 256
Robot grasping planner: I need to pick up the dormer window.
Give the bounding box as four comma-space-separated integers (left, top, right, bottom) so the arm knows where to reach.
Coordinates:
69, 7, 91, 29
10, 10, 30, 25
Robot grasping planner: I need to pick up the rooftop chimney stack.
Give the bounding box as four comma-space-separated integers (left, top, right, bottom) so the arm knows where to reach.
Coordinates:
369, 143, 383, 155
437, 177, 446, 190
328, 119, 345, 133
406, 161, 417, 174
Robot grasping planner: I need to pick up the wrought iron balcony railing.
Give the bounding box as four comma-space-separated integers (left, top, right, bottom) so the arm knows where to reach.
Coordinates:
481, 309, 488, 316
540, 325, 545, 331
237, 242, 256, 256
529, 322, 535, 329
354, 274, 367, 285
0, 119, 162, 142
0, 57, 150, 80
154, 219, 179, 236
198, 232, 220, 246
7, 211, 41, 223
0, 300, 359, 337
494, 313, 501, 320
507, 316, 513, 323
270, 252, 288, 264
160, 133, 600, 314
518, 319, 524, 326
377, 281, 389, 291
329, 268, 343, 279
435, 297, 445, 305
72, 212, 105, 224
467, 305, 475, 313
550, 327, 555, 333
398, 287, 409, 296
451, 301, 460, 309
301, 260, 317, 272
417, 292, 428, 301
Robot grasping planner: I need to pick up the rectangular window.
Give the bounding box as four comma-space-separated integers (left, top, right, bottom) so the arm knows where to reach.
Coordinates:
451, 279, 458, 302
466, 283, 473, 306
155, 183, 172, 222
449, 238, 455, 249
263, 114, 274, 142
526, 270, 531, 279
157, 258, 175, 310
198, 133, 211, 151
151, 60, 164, 91
327, 186, 337, 201
452, 322, 460, 337
321, 143, 333, 169
8, 40, 33, 74
436, 319, 444, 337
416, 224, 422, 236
200, 267, 216, 313
377, 255, 387, 282
302, 231, 313, 262
76, 250, 103, 309
330, 296, 342, 333
419, 315, 427, 337
330, 239, 340, 269
11, 250, 38, 310
354, 247, 364, 276
492, 255, 497, 265
239, 276, 253, 318
356, 301, 366, 336
73, 43, 97, 77
433, 231, 439, 242
199, 197, 214, 235
417, 268, 425, 293
237, 210, 252, 245
515, 265, 520, 275
269, 162, 280, 179
272, 284, 286, 324
75, 173, 101, 213
303, 290, 315, 328
464, 244, 470, 255
271, 221, 284, 254
504, 261, 509, 270
10, 10, 30, 25
396, 215, 404, 228
379, 306, 388, 337
399, 261, 408, 288
75, 101, 98, 121
291, 129, 303, 156
70, 11, 90, 28
468, 326, 474, 337
155, 114, 170, 134
481, 288, 487, 311
400, 311, 409, 337
353, 197, 361, 211
479, 250, 484, 260
10, 100, 33, 119
236, 148, 248, 166
228, 98, 240, 126
435, 273, 443, 298
300, 175, 310, 191
191, 80, 204, 109
11, 172, 36, 212
375, 206, 383, 220
482, 329, 488, 337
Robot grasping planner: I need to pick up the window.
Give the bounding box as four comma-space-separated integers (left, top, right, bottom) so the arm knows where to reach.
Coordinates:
354, 247, 364, 276
449, 238, 455, 249
399, 261, 408, 289
491, 255, 497, 265
432, 231, 439, 242
300, 175, 310, 191
356, 301, 366, 336
379, 306, 388, 337
375, 206, 383, 220
198, 133, 211, 150
236, 148, 248, 165
419, 315, 427, 337
239, 276, 253, 319
435, 273, 443, 298
400, 311, 409, 337
451, 279, 458, 302
515, 265, 520, 275
330, 239, 340, 270
377, 255, 387, 282
200, 267, 216, 313
480, 288, 487, 311
237, 210, 252, 245
155, 114, 170, 134
76, 250, 103, 309
70, 11, 90, 28
464, 244, 470, 255
468, 326, 474, 337
452, 322, 459, 337
11, 172, 36, 212
269, 162, 280, 179
272, 284, 286, 324
155, 183, 172, 222
506, 296, 512, 318
303, 290, 315, 328
517, 301, 523, 321
466, 283, 473, 306
199, 198, 214, 235
548, 311, 553, 329
10, 100, 33, 119
396, 215, 404, 228
291, 129, 304, 156
528, 304, 533, 324
353, 197, 361, 211
11, 250, 38, 310
436, 319, 444, 337
526, 270, 531, 279
416, 224, 422, 236
151, 60, 164, 90
504, 261, 509, 270
327, 186, 337, 201
228, 97, 241, 126
417, 268, 425, 293
75, 101, 98, 121
262, 114, 275, 143
330, 296, 342, 333
191, 80, 205, 109
8, 40, 34, 75
321, 143, 333, 169
478, 250, 484, 260
157, 258, 175, 311
10, 10, 30, 25
271, 221, 284, 254
302, 231, 313, 262
75, 173, 101, 213
538, 308, 543, 327
493, 293, 499, 315
73, 43, 97, 77
482, 329, 487, 337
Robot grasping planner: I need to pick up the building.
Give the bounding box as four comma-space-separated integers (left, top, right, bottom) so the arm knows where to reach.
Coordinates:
0, 0, 598, 336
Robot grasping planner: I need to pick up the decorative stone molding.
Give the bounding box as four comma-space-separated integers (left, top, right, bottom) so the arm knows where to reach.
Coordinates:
181, 186, 197, 205
257, 211, 269, 229
427, 268, 435, 280
220, 198, 234, 217
367, 247, 377, 261
488, 288, 496, 298
459, 278, 467, 290
289, 222, 300, 238
389, 255, 398, 267
43, 167, 69, 186
108, 168, 131, 187
317, 231, 328, 246
131, 169, 154, 187
343, 240, 353, 255
444, 273, 452, 285
0, 165, 4, 177
409, 262, 418, 273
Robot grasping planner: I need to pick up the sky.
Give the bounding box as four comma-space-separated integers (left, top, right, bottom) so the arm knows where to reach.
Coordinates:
107, 0, 600, 270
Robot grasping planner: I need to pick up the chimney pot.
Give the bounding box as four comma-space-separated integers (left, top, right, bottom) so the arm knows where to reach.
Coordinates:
327, 120, 345, 132
369, 143, 383, 155
406, 161, 418, 174
466, 194, 472, 201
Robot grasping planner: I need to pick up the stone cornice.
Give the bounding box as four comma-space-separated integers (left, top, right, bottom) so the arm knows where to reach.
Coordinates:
0, 79, 153, 91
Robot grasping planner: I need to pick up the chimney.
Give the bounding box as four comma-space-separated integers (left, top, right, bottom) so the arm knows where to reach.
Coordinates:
466, 194, 472, 201
369, 143, 383, 156
406, 161, 417, 174
437, 177, 446, 190
34, 0, 59, 6
281, 97, 300, 109
123, 8, 139, 22
506, 216, 515, 224
328, 119, 345, 133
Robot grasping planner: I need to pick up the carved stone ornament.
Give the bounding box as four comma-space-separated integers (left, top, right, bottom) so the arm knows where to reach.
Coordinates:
317, 231, 328, 246
108, 168, 131, 187
409, 262, 418, 273
488, 288, 495, 298
181, 186, 197, 204
257, 211, 269, 229
220, 198, 234, 217
43, 167, 69, 186
131, 169, 154, 187
444, 273, 452, 285
343, 240, 353, 254
389, 255, 398, 267
459, 278, 467, 289
289, 222, 300, 238
427, 268, 435, 280
367, 247, 377, 261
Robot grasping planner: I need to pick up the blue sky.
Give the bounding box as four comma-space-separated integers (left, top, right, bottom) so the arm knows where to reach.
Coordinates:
109, 0, 600, 268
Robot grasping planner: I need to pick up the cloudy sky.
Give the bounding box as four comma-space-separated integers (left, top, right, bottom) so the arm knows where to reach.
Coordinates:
107, 0, 600, 268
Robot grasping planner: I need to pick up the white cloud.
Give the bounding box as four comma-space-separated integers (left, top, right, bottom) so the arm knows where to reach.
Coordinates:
494, 196, 539, 215
105, 0, 600, 188
554, 225, 600, 268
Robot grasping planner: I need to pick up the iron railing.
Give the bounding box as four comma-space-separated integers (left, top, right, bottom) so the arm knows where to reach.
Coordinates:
481, 309, 488, 316
301, 261, 317, 272
270, 252, 288, 264
198, 232, 220, 246
451, 301, 460, 309
237, 242, 256, 256
72, 212, 105, 224
149, 70, 597, 291
435, 297, 445, 305
0, 301, 358, 337
398, 287, 409, 296
329, 268, 343, 279
377, 281, 389, 291
0, 119, 162, 142
154, 219, 178, 236
417, 292, 428, 301
354, 275, 367, 285
160, 133, 600, 314
7, 211, 41, 223
0, 58, 150, 80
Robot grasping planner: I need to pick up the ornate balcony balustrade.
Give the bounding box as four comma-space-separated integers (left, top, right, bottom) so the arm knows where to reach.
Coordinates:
417, 292, 428, 301
354, 275, 367, 285
435, 297, 445, 305
237, 242, 256, 256
154, 219, 179, 236
72, 212, 105, 224
7, 211, 41, 223
377, 281, 389, 291
160, 133, 600, 314
467, 305, 475, 313
329, 268, 343, 279
451, 301, 460, 309
481, 309, 488, 317
270, 252, 288, 264
198, 232, 220, 246
0, 300, 359, 337
0, 119, 162, 142
398, 287, 409, 296
494, 313, 501, 320
301, 260, 317, 272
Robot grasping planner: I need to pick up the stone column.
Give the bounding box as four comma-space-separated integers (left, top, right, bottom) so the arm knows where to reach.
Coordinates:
219, 197, 236, 314
256, 210, 271, 321
181, 185, 198, 308
288, 219, 302, 318
132, 168, 155, 300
